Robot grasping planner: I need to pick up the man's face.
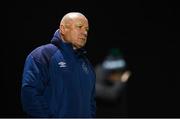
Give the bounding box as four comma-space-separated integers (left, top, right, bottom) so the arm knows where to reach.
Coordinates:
64, 17, 89, 49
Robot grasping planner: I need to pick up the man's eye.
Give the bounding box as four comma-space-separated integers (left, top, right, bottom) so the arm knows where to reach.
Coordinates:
77, 26, 82, 28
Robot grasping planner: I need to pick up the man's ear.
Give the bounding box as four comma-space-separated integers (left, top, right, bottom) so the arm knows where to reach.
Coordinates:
60, 25, 65, 35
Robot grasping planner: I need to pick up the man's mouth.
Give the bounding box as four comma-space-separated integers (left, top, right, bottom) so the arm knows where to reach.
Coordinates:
80, 37, 86, 40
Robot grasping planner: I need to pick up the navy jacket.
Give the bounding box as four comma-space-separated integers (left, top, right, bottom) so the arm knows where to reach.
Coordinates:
21, 29, 96, 117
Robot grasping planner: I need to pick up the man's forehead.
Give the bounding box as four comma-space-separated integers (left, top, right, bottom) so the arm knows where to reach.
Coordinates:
74, 18, 88, 26
76, 21, 88, 25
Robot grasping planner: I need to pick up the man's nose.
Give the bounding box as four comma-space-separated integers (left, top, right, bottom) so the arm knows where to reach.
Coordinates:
83, 30, 88, 37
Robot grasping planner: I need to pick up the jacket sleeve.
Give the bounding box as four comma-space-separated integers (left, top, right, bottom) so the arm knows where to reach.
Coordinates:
21, 55, 50, 117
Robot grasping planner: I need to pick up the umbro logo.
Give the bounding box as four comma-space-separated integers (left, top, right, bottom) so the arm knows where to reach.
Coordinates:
58, 61, 67, 68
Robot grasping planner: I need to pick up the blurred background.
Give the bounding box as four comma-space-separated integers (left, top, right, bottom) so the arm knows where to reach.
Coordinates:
5, 0, 179, 117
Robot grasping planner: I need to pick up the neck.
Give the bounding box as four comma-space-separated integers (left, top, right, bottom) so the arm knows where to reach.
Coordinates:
61, 37, 67, 43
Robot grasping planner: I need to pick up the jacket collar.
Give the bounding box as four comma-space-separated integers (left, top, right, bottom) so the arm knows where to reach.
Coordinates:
51, 29, 87, 56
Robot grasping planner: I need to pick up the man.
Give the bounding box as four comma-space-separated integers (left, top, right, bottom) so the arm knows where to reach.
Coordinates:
21, 12, 96, 118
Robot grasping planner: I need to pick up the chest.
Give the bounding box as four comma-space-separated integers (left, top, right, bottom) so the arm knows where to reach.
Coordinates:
50, 50, 95, 94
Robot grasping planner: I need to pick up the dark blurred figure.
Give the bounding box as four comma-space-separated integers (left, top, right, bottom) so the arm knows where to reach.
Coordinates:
95, 48, 131, 117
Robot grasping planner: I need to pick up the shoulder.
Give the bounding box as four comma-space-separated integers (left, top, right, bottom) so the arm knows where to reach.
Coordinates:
28, 44, 59, 64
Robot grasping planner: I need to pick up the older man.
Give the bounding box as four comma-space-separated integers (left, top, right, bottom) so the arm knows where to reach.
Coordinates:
21, 12, 96, 118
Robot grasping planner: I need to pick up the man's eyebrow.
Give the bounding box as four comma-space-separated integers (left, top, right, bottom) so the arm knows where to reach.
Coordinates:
75, 22, 89, 29
76, 22, 83, 26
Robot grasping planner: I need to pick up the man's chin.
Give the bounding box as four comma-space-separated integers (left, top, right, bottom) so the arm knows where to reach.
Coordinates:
78, 43, 85, 48
73, 44, 83, 49
73, 41, 86, 49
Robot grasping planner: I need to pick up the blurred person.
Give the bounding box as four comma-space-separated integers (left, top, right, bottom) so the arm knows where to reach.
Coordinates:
21, 12, 96, 118
95, 48, 131, 117
96, 48, 131, 101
